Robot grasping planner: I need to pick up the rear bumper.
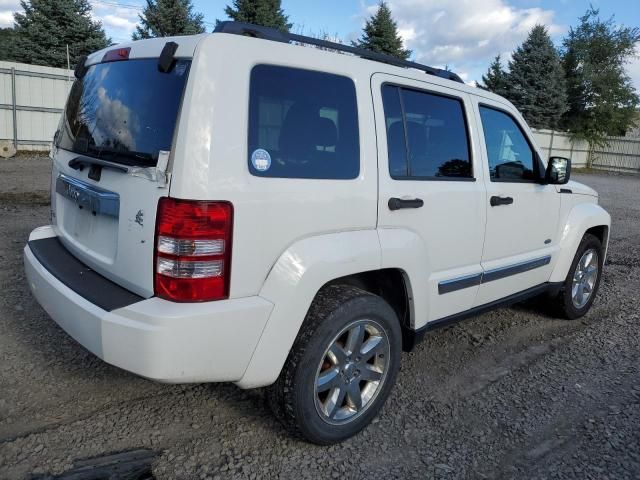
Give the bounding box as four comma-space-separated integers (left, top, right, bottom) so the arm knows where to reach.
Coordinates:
24, 226, 273, 383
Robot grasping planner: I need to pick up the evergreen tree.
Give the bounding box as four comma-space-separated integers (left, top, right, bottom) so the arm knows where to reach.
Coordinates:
0, 28, 16, 61
133, 0, 205, 40
561, 7, 640, 145
480, 55, 510, 97
223, 0, 291, 32
353, 1, 411, 60
9, 0, 109, 68
505, 25, 567, 129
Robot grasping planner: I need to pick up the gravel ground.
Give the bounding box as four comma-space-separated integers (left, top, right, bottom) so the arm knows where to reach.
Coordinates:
0, 155, 638, 479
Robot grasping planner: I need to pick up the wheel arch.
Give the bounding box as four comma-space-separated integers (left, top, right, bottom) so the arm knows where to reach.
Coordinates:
549, 203, 611, 283
235, 230, 419, 388
324, 268, 417, 351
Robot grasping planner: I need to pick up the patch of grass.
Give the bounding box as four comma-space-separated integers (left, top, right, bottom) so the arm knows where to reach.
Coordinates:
0, 191, 50, 206
572, 167, 599, 174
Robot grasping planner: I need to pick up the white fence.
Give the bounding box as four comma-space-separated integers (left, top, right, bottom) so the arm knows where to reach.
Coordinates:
0, 61, 73, 151
532, 128, 640, 173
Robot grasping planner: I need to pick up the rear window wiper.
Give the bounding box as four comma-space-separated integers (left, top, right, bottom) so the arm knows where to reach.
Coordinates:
91, 148, 156, 167
69, 155, 129, 173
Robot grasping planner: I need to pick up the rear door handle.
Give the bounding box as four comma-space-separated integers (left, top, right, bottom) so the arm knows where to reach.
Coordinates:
490, 195, 514, 207
388, 197, 424, 211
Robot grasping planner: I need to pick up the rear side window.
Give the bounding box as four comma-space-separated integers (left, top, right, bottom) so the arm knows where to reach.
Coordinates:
381, 84, 472, 179
479, 106, 537, 182
248, 65, 359, 179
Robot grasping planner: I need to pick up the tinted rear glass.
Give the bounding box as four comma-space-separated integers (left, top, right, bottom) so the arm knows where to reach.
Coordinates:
248, 65, 359, 179
381, 84, 472, 179
57, 58, 190, 167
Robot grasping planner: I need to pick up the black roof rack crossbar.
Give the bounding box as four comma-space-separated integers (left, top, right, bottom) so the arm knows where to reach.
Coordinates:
214, 21, 464, 84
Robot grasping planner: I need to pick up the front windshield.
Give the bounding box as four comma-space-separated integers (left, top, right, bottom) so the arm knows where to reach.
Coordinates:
56, 58, 191, 167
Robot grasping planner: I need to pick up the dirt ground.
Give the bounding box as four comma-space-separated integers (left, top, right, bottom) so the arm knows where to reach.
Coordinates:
0, 155, 638, 479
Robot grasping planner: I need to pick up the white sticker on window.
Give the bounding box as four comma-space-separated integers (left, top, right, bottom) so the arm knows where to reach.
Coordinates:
175, 62, 187, 76
251, 148, 271, 172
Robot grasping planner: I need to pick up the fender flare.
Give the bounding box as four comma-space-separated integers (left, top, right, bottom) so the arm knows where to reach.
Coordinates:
236, 229, 381, 388
549, 202, 611, 283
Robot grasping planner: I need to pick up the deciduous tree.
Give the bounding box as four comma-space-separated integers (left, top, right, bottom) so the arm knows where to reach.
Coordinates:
561, 8, 640, 144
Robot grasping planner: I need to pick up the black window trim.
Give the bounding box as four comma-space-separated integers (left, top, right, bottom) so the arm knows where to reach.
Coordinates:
382, 82, 476, 182
478, 103, 545, 184
247, 63, 361, 181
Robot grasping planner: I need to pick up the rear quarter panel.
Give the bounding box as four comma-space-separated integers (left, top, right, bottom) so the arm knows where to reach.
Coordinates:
169, 34, 378, 299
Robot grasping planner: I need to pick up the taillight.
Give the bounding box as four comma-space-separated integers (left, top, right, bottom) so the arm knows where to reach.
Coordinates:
154, 198, 233, 302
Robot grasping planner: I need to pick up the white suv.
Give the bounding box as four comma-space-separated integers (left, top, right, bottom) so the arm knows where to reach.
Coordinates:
24, 22, 610, 444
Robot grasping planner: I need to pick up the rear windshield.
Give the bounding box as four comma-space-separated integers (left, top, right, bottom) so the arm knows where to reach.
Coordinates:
56, 58, 190, 167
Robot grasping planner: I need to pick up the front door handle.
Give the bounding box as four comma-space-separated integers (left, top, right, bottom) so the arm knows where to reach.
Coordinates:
388, 197, 424, 211
490, 195, 514, 207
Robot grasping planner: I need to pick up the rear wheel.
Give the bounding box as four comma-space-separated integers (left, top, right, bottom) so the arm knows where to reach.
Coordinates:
267, 285, 401, 445
554, 233, 604, 319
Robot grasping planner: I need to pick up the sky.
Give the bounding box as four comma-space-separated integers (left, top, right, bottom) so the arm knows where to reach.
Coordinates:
1, 0, 639, 89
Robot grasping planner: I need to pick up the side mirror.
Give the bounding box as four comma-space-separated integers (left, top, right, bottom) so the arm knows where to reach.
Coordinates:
545, 156, 571, 185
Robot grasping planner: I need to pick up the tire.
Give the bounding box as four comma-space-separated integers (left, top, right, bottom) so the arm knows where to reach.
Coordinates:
553, 233, 604, 319
266, 285, 402, 445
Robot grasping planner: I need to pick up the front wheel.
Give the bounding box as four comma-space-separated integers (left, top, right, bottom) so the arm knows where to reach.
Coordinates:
554, 233, 604, 319
267, 285, 402, 445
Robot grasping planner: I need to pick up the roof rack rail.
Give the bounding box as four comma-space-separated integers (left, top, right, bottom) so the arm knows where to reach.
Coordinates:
213, 21, 465, 84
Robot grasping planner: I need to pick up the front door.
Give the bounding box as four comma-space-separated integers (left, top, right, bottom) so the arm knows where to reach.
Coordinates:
373, 73, 487, 325
473, 98, 561, 306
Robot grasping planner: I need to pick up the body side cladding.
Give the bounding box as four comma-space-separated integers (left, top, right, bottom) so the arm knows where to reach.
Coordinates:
404, 282, 563, 350
438, 255, 551, 294
438, 272, 482, 294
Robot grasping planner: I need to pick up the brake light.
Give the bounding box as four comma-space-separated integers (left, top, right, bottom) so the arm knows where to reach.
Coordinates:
154, 198, 233, 302
102, 47, 130, 63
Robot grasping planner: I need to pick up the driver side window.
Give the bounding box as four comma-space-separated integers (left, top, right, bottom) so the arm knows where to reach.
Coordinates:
479, 106, 538, 182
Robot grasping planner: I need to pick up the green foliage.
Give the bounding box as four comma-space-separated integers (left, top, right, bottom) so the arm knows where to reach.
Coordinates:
506, 25, 567, 129
480, 55, 509, 97
133, 0, 206, 40
9, 0, 109, 68
353, 1, 411, 60
223, 0, 291, 32
561, 7, 640, 145
0, 28, 16, 61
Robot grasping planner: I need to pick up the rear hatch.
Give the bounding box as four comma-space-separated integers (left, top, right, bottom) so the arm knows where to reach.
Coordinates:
51, 38, 199, 298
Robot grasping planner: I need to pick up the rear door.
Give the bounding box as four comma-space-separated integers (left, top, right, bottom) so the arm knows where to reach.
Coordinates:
51, 47, 193, 297
372, 73, 487, 322
473, 97, 560, 306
